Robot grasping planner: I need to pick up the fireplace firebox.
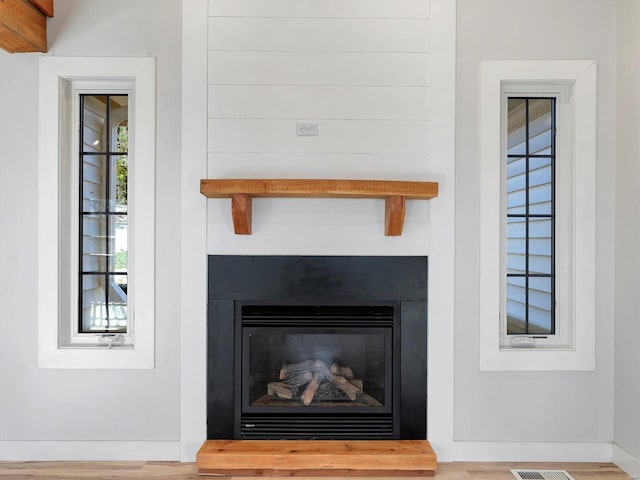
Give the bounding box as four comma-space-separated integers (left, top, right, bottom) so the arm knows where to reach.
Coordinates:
208, 256, 427, 440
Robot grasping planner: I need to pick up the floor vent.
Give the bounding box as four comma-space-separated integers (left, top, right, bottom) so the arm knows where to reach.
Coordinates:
512, 470, 576, 480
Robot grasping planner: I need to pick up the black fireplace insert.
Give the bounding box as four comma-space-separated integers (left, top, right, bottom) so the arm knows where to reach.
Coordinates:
207, 256, 428, 440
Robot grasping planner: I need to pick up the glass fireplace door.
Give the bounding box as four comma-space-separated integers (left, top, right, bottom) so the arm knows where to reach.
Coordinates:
242, 327, 392, 413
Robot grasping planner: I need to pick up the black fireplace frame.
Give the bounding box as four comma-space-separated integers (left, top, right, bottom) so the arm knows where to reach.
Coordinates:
207, 255, 428, 440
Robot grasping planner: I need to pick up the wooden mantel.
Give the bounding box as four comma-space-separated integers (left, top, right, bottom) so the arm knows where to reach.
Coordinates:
200, 178, 439, 236
0, 0, 53, 53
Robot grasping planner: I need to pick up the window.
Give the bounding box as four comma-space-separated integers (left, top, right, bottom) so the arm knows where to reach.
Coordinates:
79, 94, 129, 337
505, 96, 556, 338
38, 57, 156, 369
479, 60, 596, 371
499, 85, 572, 352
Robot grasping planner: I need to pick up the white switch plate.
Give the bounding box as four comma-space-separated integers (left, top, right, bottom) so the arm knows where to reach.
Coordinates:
296, 122, 319, 136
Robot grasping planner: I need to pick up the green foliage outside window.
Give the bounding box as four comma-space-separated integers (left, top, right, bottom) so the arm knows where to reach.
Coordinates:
116, 125, 128, 206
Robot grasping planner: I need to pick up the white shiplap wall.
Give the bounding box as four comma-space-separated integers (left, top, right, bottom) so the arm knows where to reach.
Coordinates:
206, 0, 434, 254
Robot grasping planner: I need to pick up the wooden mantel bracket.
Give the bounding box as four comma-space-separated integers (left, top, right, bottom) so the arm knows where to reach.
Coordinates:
200, 179, 439, 236
385, 195, 406, 236
231, 193, 252, 235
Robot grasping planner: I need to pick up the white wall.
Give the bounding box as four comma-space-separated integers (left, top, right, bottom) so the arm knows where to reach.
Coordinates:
0, 0, 182, 456
2, 0, 631, 463
615, 0, 640, 466
456, 0, 615, 444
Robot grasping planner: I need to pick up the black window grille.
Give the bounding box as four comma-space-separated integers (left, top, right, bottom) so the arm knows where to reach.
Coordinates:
79, 94, 128, 334
505, 97, 556, 335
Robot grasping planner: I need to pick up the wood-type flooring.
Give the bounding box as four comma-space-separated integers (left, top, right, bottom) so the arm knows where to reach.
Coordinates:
0, 461, 630, 480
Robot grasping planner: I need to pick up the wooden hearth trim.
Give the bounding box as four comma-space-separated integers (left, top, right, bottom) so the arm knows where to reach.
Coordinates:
196, 439, 437, 476
200, 179, 439, 236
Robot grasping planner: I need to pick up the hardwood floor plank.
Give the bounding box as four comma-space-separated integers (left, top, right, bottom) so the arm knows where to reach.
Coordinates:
0, 461, 631, 479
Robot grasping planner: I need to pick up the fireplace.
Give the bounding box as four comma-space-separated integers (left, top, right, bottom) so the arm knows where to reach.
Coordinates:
240, 305, 394, 438
207, 256, 428, 440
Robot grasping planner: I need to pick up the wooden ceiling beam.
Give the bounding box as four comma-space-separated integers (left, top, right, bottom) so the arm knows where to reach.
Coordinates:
30, 0, 53, 17
0, 0, 53, 54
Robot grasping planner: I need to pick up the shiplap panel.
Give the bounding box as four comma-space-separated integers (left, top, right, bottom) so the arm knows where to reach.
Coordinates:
208, 51, 429, 86
206, 221, 431, 255
208, 85, 429, 120
209, 0, 430, 19
82, 287, 103, 309
82, 257, 99, 273
207, 204, 429, 255
82, 126, 102, 151
207, 152, 432, 179
207, 194, 429, 224
209, 18, 429, 52
82, 275, 99, 291
205, 0, 434, 249
83, 107, 104, 125
82, 164, 102, 185
208, 119, 430, 154
83, 155, 102, 167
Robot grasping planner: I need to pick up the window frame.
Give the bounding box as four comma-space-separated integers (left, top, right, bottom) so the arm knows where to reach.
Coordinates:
479, 60, 596, 371
500, 86, 571, 349
77, 92, 130, 337
38, 57, 156, 369
72, 85, 133, 345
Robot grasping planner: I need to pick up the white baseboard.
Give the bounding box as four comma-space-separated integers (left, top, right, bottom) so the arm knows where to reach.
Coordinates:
0, 440, 628, 466
0, 441, 180, 461
612, 443, 640, 479
453, 441, 612, 462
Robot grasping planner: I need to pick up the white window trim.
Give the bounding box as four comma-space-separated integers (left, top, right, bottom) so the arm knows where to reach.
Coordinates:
38, 57, 156, 369
64, 81, 134, 348
479, 60, 596, 371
